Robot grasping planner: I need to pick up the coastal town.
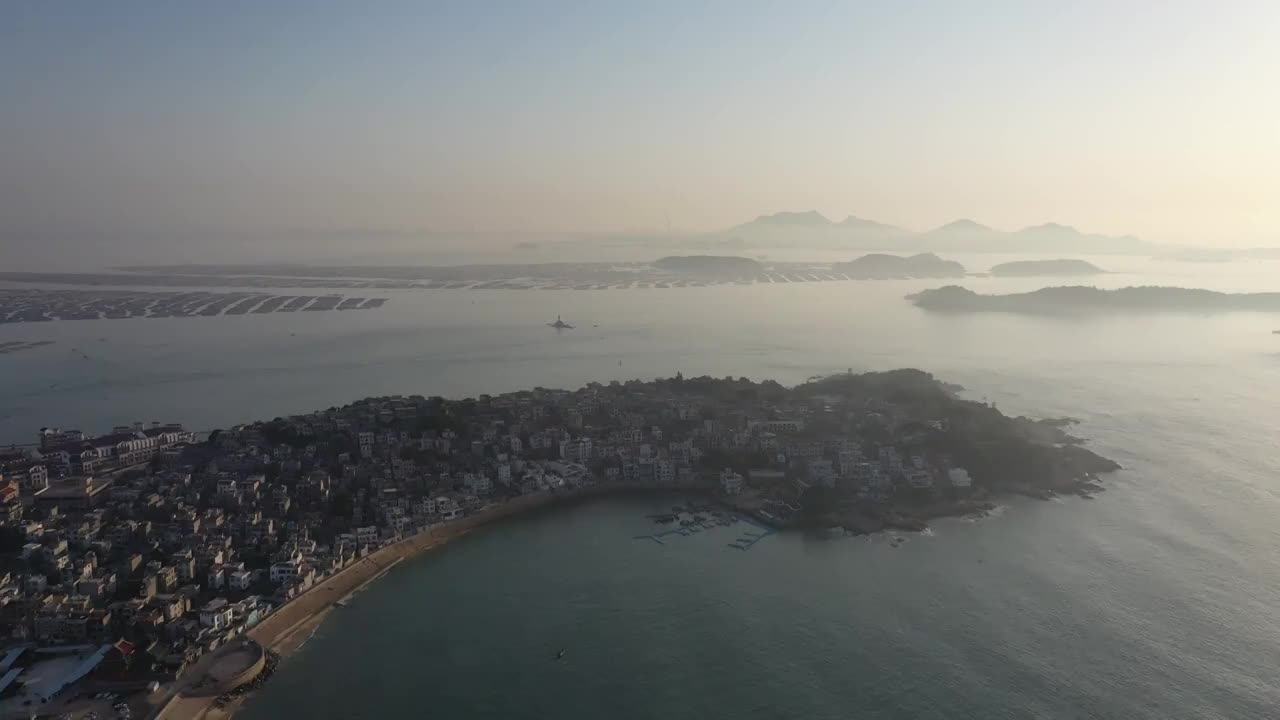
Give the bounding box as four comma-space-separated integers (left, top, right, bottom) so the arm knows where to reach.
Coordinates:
0, 370, 1117, 718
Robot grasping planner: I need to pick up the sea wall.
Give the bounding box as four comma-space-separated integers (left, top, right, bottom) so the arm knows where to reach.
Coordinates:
184, 644, 267, 698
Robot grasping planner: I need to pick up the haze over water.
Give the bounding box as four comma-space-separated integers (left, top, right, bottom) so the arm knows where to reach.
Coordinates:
2, 254, 1279, 442
4, 257, 1280, 718
6, 3, 1280, 718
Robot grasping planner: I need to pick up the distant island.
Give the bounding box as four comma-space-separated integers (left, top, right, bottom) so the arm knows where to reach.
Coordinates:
652, 255, 763, 274
989, 259, 1105, 277
907, 285, 1280, 314
836, 253, 965, 279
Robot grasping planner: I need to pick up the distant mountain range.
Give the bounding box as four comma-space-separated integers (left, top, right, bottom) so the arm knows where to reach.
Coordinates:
720, 211, 1149, 255
907, 285, 1280, 314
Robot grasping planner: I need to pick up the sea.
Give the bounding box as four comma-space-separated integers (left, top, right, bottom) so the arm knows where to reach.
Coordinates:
3, 253, 1280, 718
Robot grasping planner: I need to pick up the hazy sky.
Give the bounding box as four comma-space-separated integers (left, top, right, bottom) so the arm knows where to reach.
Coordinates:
3, 1, 1279, 248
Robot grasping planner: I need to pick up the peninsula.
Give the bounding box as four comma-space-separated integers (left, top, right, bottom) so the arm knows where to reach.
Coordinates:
907, 285, 1280, 314
0, 370, 1117, 718
989, 259, 1105, 277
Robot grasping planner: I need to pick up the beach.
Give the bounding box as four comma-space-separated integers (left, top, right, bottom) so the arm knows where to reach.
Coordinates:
155, 483, 709, 719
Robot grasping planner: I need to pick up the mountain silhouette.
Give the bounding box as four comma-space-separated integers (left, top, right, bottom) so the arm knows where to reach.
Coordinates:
716, 212, 1148, 254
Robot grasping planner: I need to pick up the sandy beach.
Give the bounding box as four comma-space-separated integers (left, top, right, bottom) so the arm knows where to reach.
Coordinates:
154, 482, 709, 719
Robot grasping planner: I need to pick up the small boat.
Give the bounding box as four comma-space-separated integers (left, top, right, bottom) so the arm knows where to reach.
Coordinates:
556, 648, 567, 660
548, 315, 574, 329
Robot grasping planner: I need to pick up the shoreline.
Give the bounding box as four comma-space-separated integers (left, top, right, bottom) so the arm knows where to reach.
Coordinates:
249, 482, 713, 652
162, 475, 1103, 720
162, 481, 711, 720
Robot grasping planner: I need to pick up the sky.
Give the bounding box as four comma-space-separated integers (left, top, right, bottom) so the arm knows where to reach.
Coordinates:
2, 0, 1279, 258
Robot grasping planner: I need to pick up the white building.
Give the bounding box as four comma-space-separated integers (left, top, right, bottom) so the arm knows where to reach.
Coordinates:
216, 477, 238, 498
464, 473, 493, 495
559, 437, 593, 463
355, 525, 379, 546
229, 569, 253, 591
948, 468, 973, 489
435, 496, 462, 521
655, 460, 675, 484
199, 598, 234, 630
11, 463, 49, 492
719, 469, 744, 495
748, 419, 804, 435
270, 561, 302, 585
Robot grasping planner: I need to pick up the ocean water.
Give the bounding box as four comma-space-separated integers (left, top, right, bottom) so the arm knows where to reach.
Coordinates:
4, 258, 1280, 717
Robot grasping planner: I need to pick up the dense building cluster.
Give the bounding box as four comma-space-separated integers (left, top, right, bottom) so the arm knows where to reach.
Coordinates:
0, 374, 978, 692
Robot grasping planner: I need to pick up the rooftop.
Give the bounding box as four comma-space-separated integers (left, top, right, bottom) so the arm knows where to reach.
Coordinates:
36, 477, 112, 500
